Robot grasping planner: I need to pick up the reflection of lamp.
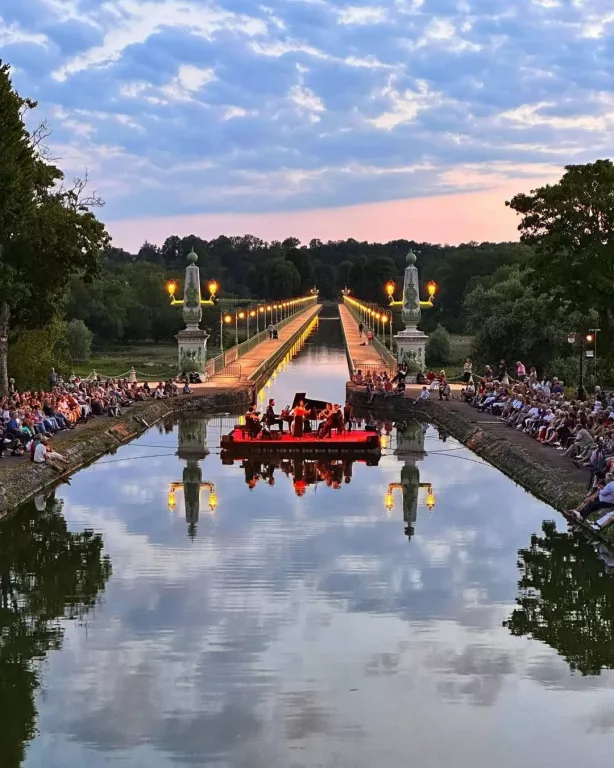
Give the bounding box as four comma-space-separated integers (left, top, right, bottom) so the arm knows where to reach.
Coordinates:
426, 486, 435, 511
385, 490, 394, 511
168, 481, 217, 513
384, 481, 435, 512
380, 435, 388, 448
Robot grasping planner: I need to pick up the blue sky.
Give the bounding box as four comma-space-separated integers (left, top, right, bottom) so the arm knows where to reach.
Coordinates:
2, 0, 613, 244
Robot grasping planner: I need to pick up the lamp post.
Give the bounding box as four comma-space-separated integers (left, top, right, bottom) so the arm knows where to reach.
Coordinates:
257, 304, 266, 334
588, 328, 600, 382
224, 312, 233, 348
236, 310, 245, 345
248, 310, 256, 338
567, 331, 592, 396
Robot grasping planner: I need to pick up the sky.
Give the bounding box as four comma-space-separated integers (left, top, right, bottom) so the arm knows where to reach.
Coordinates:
2, 0, 613, 251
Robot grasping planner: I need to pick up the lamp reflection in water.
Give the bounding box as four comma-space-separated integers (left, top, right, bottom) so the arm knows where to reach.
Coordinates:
384, 419, 435, 541
167, 416, 216, 539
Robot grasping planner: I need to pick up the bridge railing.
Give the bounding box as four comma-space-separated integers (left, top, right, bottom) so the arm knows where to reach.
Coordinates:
342, 296, 397, 377
205, 296, 319, 380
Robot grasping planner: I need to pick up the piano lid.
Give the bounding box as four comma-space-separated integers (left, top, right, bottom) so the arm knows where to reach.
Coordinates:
291, 392, 329, 411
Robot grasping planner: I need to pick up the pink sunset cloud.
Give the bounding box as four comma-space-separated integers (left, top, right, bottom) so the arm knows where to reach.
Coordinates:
107, 182, 535, 253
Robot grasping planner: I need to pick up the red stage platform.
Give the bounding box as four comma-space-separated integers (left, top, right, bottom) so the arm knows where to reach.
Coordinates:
220, 427, 381, 455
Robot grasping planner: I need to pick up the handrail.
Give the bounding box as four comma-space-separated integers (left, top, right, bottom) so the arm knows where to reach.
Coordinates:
342, 299, 397, 377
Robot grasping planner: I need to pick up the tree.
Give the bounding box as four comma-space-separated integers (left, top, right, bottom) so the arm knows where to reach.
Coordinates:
66, 319, 93, 361
464, 265, 593, 375
425, 324, 452, 367
507, 160, 614, 358
263, 259, 301, 299
504, 521, 614, 676
0, 495, 111, 765
0, 60, 109, 393
7, 319, 69, 390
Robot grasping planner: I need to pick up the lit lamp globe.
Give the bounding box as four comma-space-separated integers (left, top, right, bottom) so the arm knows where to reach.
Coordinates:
208, 280, 218, 296
567, 332, 576, 344
385, 281, 395, 297
166, 280, 177, 297
224, 314, 232, 324
238, 311, 245, 320
427, 280, 437, 298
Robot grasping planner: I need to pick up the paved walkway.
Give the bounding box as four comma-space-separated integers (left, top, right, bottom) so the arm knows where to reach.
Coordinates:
338, 304, 389, 375
195, 303, 321, 390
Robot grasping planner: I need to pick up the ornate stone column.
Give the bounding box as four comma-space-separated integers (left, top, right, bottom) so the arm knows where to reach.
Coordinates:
175, 250, 209, 378
394, 251, 429, 370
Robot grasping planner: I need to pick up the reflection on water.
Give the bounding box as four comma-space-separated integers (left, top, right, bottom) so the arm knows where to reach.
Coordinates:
6, 307, 614, 767
0, 497, 111, 768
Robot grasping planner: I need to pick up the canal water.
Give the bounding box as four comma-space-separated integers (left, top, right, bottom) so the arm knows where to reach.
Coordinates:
5, 307, 614, 767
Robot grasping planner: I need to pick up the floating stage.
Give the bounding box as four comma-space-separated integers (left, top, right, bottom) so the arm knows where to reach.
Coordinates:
220, 427, 382, 461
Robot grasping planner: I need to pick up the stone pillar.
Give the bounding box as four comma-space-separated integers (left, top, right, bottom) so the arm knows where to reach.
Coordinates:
176, 249, 209, 377
394, 250, 428, 370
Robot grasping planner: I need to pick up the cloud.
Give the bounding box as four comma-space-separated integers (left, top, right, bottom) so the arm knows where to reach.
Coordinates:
3, 0, 614, 245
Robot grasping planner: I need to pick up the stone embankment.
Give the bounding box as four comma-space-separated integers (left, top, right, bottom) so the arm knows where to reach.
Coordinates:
347, 384, 590, 512
0, 388, 251, 516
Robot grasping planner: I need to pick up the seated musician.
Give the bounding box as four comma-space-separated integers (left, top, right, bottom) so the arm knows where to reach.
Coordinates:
264, 398, 284, 433
245, 407, 262, 438
318, 404, 343, 439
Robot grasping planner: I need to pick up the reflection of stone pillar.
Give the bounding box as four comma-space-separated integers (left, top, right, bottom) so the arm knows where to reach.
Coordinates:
394, 251, 428, 370
401, 464, 420, 541
183, 461, 202, 540
177, 417, 209, 461
176, 250, 209, 376
395, 420, 427, 542
396, 419, 426, 454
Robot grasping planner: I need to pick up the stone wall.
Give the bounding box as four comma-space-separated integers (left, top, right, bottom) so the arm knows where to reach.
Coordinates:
347, 384, 587, 512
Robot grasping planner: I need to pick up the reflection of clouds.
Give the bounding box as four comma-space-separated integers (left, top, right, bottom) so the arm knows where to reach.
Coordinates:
25, 407, 614, 766
429, 644, 516, 707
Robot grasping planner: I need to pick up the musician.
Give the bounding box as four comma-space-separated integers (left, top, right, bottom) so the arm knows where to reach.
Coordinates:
291, 401, 308, 438
264, 398, 284, 433
245, 406, 262, 438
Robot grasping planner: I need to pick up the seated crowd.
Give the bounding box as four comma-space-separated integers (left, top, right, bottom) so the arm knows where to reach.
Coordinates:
0, 373, 185, 462
351, 364, 452, 403
464, 360, 614, 523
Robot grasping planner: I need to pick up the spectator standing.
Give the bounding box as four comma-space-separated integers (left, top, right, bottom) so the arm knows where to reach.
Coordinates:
463, 358, 472, 384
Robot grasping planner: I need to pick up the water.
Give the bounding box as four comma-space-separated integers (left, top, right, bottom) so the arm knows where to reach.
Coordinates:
4, 307, 614, 767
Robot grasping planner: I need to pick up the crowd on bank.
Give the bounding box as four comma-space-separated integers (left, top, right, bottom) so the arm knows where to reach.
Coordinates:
0, 369, 188, 464
461, 357, 614, 528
